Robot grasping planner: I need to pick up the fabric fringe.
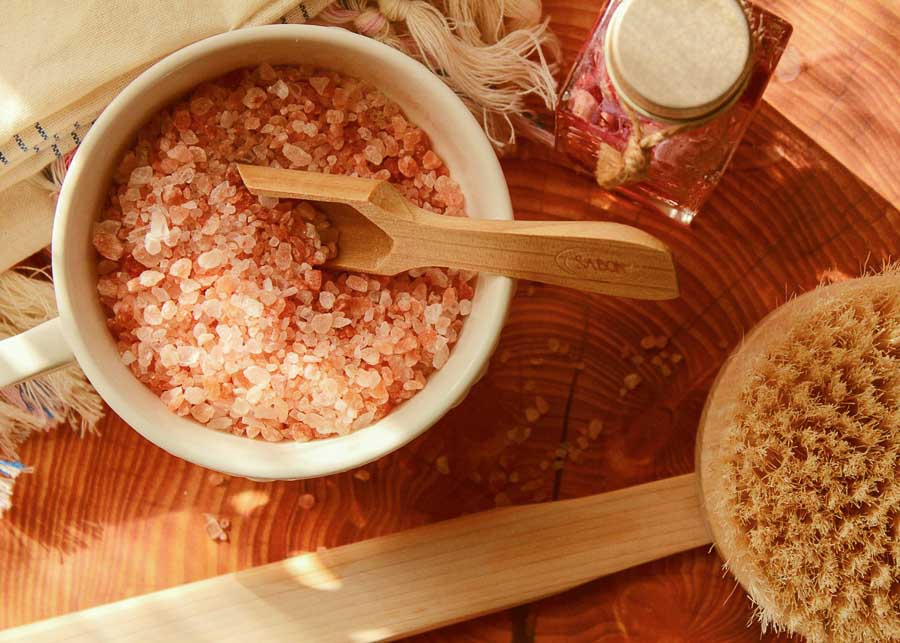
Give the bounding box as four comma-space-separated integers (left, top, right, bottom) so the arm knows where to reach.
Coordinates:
0, 460, 33, 516
318, 0, 560, 151
0, 270, 104, 461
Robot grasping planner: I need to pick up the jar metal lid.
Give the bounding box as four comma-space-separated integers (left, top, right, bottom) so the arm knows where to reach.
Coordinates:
605, 0, 753, 123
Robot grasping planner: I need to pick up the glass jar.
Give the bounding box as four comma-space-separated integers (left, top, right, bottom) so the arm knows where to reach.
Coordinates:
555, 0, 792, 224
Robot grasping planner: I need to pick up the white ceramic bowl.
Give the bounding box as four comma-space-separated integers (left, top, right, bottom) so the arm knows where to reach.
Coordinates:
49, 26, 513, 479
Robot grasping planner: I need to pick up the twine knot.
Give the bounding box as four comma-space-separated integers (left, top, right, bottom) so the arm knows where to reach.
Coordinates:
378, 0, 411, 23
354, 8, 390, 39
594, 106, 683, 189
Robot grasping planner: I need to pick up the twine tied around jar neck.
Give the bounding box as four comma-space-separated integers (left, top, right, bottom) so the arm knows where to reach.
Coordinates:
593, 105, 687, 189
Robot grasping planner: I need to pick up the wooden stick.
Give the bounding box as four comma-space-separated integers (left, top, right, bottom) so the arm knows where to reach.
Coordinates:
0, 474, 709, 642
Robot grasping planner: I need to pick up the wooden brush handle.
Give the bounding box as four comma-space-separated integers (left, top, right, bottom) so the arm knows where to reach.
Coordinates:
0, 474, 709, 643
403, 214, 679, 300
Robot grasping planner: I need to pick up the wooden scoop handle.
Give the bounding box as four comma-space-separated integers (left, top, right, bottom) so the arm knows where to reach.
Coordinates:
0, 475, 709, 643
236, 165, 678, 300
400, 213, 679, 300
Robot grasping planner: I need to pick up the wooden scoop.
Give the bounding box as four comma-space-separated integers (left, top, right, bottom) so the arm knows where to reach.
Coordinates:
237, 164, 679, 300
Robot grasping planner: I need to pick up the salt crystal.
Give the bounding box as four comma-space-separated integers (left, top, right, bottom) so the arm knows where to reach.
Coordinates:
424, 303, 442, 325
180, 278, 201, 293
624, 373, 642, 390
129, 166, 153, 185
244, 365, 270, 387
203, 513, 228, 542
143, 305, 163, 325
232, 398, 250, 417
197, 249, 225, 270
168, 258, 192, 278
346, 275, 368, 292
309, 76, 330, 95
282, 143, 312, 167
184, 386, 207, 404
191, 403, 214, 423
432, 345, 450, 369
310, 313, 333, 334
243, 87, 267, 109
318, 291, 335, 309
144, 237, 162, 256
269, 79, 290, 99
422, 150, 442, 170
139, 270, 165, 287
363, 145, 383, 165
298, 493, 316, 510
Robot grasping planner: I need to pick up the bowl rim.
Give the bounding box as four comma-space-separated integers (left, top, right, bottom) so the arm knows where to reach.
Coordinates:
53, 25, 514, 480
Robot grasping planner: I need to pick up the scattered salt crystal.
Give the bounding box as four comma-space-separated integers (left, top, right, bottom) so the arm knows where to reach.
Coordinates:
203, 513, 229, 542
298, 493, 316, 509
435, 456, 450, 475
353, 469, 371, 481
208, 472, 227, 485
524, 407, 540, 423
624, 373, 642, 390
507, 426, 531, 444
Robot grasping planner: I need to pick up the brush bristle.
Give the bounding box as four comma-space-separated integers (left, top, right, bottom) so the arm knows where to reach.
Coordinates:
723, 274, 899, 642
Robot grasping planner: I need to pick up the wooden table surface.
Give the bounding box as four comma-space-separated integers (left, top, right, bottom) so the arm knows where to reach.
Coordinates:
2, 0, 898, 640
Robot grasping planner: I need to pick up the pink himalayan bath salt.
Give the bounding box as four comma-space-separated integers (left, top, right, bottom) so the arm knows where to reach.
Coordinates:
94, 65, 473, 442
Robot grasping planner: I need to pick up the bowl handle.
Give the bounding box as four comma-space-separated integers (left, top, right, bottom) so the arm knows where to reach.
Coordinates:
0, 317, 75, 387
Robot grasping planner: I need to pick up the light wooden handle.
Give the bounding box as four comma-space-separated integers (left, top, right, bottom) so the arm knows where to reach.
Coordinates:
0, 474, 709, 643
403, 214, 679, 300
